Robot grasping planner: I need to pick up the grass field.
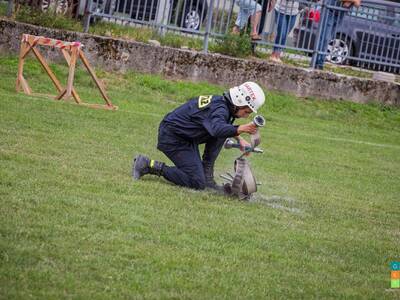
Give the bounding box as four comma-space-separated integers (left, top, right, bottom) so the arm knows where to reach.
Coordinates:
0, 55, 399, 299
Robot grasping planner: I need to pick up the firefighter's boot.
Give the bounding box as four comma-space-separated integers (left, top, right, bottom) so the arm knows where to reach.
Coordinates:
203, 162, 224, 192
132, 155, 165, 180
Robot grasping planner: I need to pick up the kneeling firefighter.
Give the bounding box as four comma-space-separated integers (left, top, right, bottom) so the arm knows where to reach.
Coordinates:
132, 81, 266, 191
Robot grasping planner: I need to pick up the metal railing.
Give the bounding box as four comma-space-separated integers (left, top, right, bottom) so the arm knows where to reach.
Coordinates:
80, 0, 400, 73
81, 0, 236, 51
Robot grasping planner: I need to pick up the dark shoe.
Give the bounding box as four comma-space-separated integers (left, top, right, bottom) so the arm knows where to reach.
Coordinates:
205, 181, 227, 194
205, 180, 224, 191
203, 162, 218, 189
132, 155, 150, 180
132, 155, 165, 180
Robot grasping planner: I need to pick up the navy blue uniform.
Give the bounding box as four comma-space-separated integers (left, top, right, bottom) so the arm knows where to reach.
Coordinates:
157, 95, 238, 189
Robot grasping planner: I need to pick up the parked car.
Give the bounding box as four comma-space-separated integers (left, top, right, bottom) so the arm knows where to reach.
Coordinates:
80, 0, 208, 30
293, 0, 400, 73
40, 0, 70, 14
14, 0, 71, 14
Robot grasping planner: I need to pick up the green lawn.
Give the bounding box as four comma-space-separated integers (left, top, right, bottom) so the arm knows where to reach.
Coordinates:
0, 55, 399, 299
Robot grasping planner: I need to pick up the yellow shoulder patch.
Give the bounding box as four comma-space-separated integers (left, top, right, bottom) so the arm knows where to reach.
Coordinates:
198, 95, 212, 109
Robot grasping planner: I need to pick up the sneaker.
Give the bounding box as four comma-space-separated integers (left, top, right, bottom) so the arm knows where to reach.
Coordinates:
132, 154, 150, 180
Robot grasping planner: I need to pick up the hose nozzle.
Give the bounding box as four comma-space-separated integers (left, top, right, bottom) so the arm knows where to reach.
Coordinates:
253, 115, 265, 127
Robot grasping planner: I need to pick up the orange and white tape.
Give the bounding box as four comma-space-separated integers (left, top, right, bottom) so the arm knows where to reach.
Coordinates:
22, 34, 83, 49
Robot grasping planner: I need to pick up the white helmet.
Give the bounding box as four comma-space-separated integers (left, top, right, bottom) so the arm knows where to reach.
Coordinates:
229, 82, 265, 113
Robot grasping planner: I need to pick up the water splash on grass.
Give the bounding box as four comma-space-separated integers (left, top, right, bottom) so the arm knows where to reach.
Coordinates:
249, 193, 303, 214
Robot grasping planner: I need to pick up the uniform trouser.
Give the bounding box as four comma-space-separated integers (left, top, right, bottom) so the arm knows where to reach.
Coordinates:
157, 123, 224, 190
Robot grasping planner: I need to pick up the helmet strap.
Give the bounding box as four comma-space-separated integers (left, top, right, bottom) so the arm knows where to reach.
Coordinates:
224, 92, 238, 116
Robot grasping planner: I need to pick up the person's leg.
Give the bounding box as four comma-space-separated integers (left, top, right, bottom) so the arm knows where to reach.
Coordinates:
237, 0, 262, 39
276, 13, 289, 47
272, 14, 297, 59
271, 11, 287, 61
250, 11, 262, 39
287, 14, 297, 36
202, 137, 225, 188
161, 146, 206, 190
156, 123, 206, 190
235, 0, 251, 32
249, 1, 262, 39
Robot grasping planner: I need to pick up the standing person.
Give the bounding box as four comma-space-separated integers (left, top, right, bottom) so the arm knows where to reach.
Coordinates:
232, 0, 263, 40
315, 0, 361, 69
269, 0, 300, 63
132, 82, 266, 191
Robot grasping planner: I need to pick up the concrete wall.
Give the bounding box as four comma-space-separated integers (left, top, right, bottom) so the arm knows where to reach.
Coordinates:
1, 18, 399, 105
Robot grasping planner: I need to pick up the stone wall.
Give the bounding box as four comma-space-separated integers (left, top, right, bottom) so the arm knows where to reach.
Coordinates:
1, 18, 399, 105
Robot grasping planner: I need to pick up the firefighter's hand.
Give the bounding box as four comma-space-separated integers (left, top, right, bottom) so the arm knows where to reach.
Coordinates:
239, 138, 252, 156
237, 123, 257, 135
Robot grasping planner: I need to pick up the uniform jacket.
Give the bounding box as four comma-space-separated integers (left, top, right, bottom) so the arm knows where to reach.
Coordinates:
161, 95, 238, 145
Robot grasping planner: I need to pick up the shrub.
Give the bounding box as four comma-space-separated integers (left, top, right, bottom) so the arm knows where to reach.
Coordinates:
209, 33, 252, 58
158, 32, 186, 48
15, 5, 82, 31
89, 22, 156, 43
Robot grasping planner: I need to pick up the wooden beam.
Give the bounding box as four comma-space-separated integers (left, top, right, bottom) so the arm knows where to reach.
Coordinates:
65, 46, 78, 99
30, 45, 63, 93
21, 40, 37, 60
16, 39, 27, 93
60, 49, 82, 104
19, 75, 32, 95
55, 88, 67, 100
79, 50, 114, 107
61, 48, 71, 65
79, 102, 118, 110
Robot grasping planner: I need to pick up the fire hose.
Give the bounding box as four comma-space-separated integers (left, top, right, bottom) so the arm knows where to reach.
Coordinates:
221, 115, 265, 200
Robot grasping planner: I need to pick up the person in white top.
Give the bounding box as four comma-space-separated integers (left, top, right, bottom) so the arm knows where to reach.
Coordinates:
269, 0, 300, 63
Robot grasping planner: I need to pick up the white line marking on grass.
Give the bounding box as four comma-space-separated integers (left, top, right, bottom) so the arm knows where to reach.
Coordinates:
321, 136, 400, 149
272, 130, 400, 150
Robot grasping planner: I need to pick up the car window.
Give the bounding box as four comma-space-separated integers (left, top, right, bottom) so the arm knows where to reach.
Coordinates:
351, 4, 400, 26
351, 5, 383, 22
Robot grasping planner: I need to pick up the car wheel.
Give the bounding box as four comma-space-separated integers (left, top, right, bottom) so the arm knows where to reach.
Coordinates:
326, 38, 350, 65
41, 0, 69, 14
183, 6, 202, 30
